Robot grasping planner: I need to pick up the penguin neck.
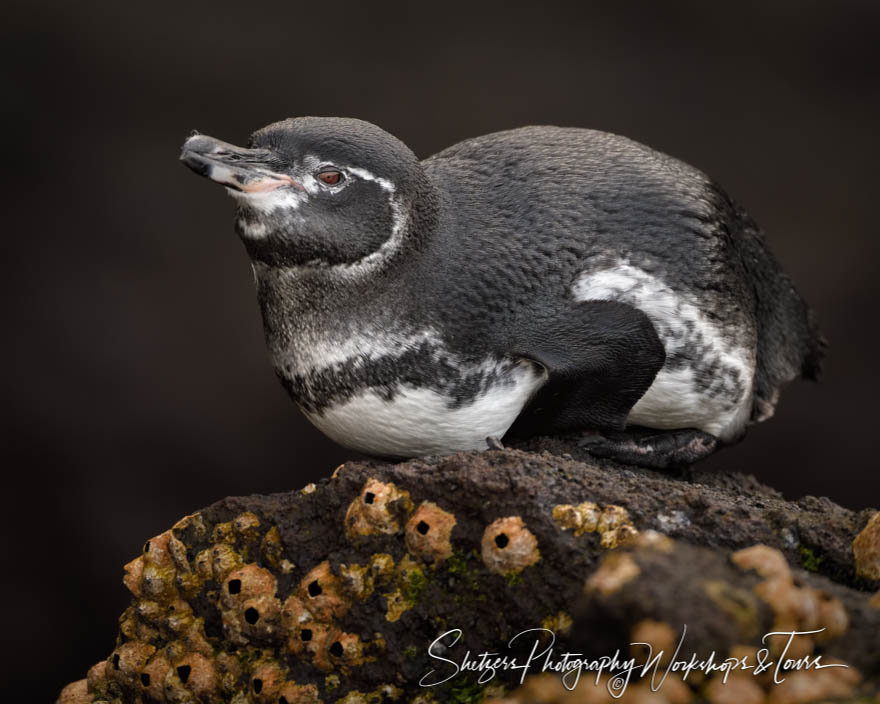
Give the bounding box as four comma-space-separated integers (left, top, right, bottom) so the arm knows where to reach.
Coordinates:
252, 178, 440, 373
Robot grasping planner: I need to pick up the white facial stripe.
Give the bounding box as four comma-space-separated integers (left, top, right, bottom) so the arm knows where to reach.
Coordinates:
301, 155, 396, 194
336, 191, 407, 275
345, 166, 395, 193
273, 327, 442, 380
227, 187, 306, 213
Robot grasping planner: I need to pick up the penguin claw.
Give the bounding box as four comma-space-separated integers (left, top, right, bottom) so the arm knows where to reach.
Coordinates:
486, 436, 505, 451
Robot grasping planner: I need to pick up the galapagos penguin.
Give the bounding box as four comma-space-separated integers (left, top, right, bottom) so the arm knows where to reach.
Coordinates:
180, 117, 824, 469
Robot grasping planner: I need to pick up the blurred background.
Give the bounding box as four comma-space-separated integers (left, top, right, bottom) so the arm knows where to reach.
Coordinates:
3, 1, 878, 699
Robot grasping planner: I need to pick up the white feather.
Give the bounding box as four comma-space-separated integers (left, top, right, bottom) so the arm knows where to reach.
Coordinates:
305, 361, 546, 457
572, 262, 754, 440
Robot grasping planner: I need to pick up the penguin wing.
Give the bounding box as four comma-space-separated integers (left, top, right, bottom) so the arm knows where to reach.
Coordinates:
506, 299, 666, 435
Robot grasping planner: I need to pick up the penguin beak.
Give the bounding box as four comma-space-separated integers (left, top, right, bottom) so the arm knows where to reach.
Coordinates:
180, 133, 304, 193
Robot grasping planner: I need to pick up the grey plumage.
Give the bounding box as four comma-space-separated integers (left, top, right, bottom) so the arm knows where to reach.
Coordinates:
180, 117, 823, 467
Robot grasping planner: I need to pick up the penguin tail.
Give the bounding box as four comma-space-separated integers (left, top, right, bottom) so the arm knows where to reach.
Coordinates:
735, 212, 825, 422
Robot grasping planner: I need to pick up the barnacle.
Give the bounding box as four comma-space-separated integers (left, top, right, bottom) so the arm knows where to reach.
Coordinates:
86, 660, 109, 698
764, 657, 861, 703
630, 619, 677, 665
481, 516, 540, 575
297, 561, 351, 621
261, 525, 284, 570
404, 501, 456, 562
123, 555, 145, 598
172, 511, 208, 538
630, 529, 675, 553
339, 563, 374, 601
308, 626, 342, 673
277, 681, 322, 703
56, 680, 89, 704
344, 479, 413, 540
139, 652, 171, 700
853, 511, 880, 580
106, 641, 156, 691
704, 673, 764, 704
222, 564, 278, 602
324, 631, 366, 673
212, 520, 236, 545
281, 594, 319, 656
731, 544, 792, 581
211, 543, 244, 583
140, 531, 181, 600
220, 564, 282, 645
193, 548, 214, 582
552, 501, 600, 536
596, 505, 638, 548
165, 599, 200, 640
249, 660, 286, 702
163, 651, 218, 701
585, 552, 640, 595
816, 591, 849, 642
233, 511, 262, 543
294, 620, 334, 661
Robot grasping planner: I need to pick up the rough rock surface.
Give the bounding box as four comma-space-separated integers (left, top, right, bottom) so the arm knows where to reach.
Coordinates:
57, 444, 880, 703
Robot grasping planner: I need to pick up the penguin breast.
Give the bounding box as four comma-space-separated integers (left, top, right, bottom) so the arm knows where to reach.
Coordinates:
302, 359, 546, 458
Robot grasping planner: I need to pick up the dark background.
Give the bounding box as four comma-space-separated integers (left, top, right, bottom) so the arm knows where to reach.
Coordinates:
3, 1, 878, 700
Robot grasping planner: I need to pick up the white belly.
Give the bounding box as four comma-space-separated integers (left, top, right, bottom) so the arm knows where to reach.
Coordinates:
304, 361, 546, 458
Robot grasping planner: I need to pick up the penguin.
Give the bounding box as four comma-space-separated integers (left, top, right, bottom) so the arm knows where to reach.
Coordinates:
180, 117, 824, 469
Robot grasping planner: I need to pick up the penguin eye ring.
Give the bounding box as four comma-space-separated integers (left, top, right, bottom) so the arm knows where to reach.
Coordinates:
317, 170, 344, 186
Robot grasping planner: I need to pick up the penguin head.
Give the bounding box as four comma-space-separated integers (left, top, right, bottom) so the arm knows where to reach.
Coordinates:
180, 117, 429, 268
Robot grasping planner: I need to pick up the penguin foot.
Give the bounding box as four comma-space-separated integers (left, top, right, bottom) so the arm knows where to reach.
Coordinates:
577, 427, 718, 471
486, 436, 506, 451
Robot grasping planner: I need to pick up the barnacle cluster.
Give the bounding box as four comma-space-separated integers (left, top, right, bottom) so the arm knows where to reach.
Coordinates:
57, 468, 876, 704
63, 507, 361, 703
60, 475, 559, 703
488, 543, 864, 704
731, 545, 850, 654
552, 501, 638, 549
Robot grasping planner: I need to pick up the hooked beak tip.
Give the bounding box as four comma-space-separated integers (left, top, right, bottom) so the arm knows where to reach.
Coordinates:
179, 133, 302, 192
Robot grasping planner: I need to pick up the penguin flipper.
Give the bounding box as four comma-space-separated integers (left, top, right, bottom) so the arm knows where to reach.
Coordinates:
505, 300, 666, 436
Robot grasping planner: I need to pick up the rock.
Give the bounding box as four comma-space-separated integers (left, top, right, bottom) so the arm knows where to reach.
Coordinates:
853, 512, 880, 581
57, 445, 880, 702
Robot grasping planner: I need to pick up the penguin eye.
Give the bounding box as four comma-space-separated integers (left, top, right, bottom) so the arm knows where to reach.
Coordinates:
318, 170, 344, 186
